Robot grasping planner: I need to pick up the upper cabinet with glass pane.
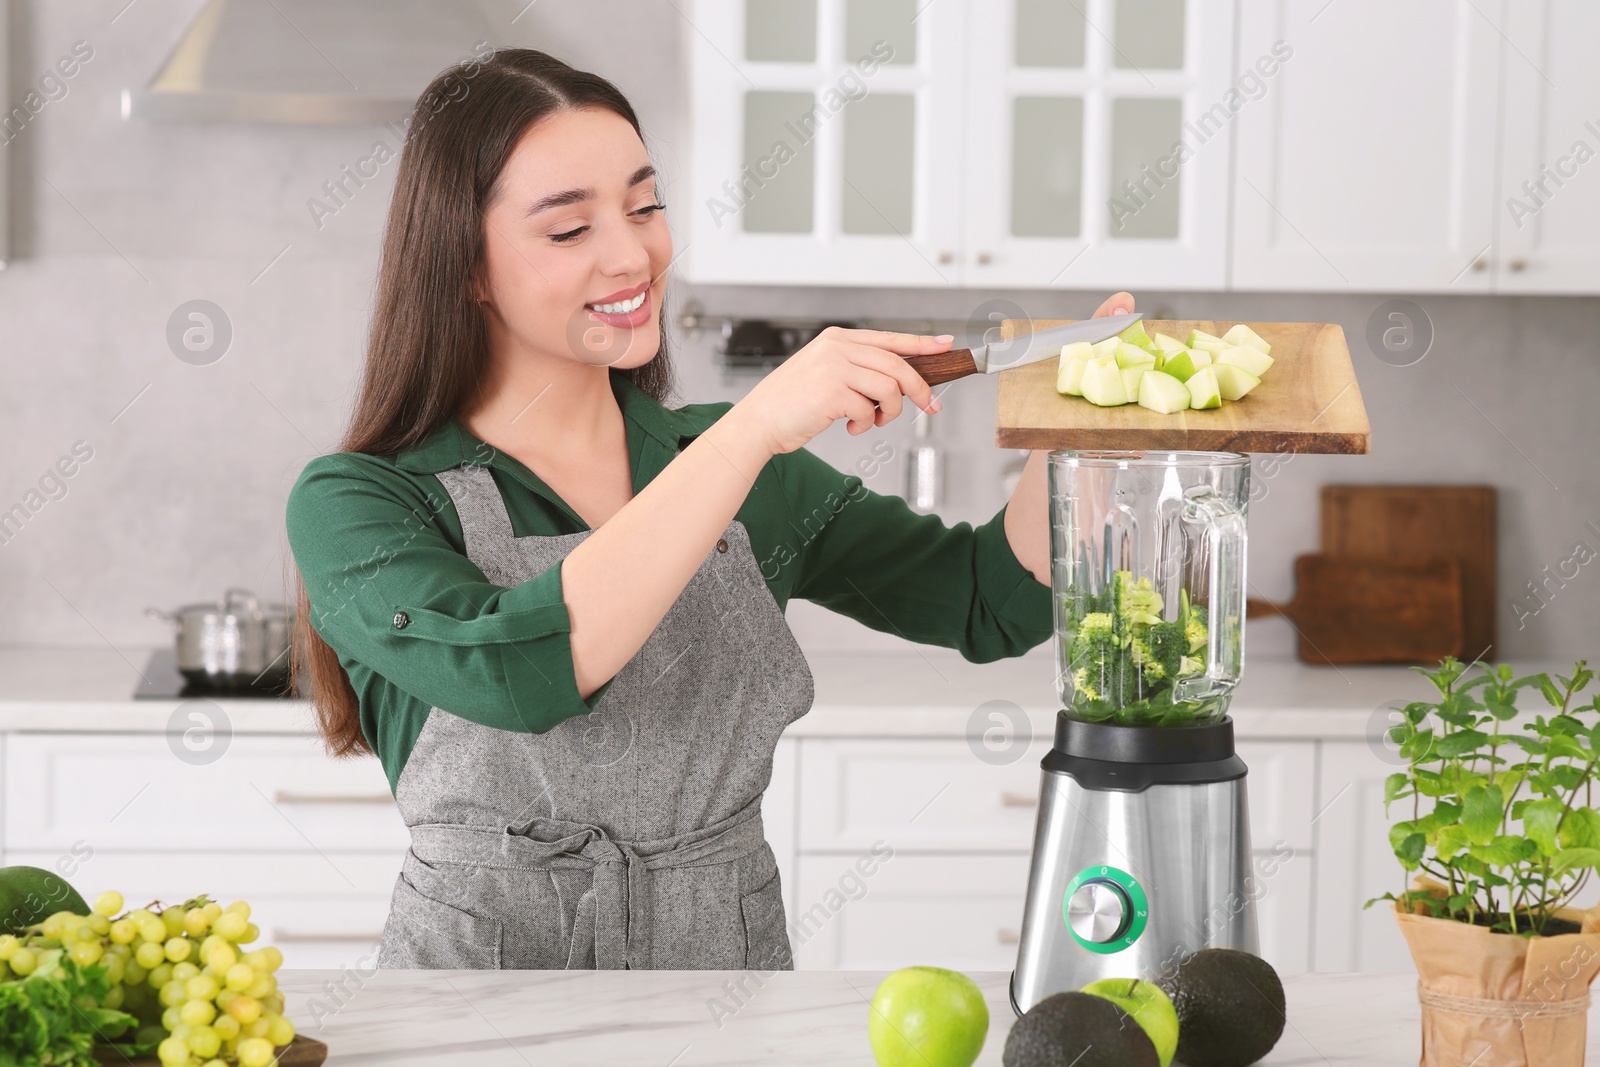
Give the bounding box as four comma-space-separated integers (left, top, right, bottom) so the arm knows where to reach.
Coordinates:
961, 0, 1236, 290
687, 0, 1236, 289
685, 0, 966, 287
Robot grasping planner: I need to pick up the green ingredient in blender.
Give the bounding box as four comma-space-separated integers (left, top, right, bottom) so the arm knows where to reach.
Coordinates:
1063, 573, 1217, 726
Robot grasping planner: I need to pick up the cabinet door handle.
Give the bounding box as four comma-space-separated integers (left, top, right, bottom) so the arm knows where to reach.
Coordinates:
1001, 792, 1037, 808
997, 928, 1020, 944
1510, 257, 1528, 271
271, 930, 385, 943
1472, 257, 1488, 271
270, 791, 394, 806
976, 251, 993, 265
938, 250, 954, 264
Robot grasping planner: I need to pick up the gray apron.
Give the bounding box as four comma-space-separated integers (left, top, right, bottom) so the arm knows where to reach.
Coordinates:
376, 463, 815, 969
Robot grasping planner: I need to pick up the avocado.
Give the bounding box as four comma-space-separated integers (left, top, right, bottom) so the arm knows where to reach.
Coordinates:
1155, 948, 1286, 1067
0, 865, 89, 934
1003, 991, 1158, 1067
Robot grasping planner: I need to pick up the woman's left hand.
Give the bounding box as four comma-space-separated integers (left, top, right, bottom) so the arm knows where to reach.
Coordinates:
1002, 291, 1138, 585
1091, 291, 1136, 319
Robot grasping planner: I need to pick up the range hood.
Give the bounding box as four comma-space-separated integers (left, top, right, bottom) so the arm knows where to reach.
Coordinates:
122, 0, 499, 124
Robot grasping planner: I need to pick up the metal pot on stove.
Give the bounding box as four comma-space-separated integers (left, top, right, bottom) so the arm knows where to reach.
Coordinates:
146, 588, 292, 689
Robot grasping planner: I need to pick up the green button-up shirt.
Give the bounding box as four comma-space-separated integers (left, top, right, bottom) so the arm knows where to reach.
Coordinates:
286, 370, 1052, 790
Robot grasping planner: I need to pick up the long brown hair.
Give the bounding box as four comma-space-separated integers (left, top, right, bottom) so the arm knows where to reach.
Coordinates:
291, 48, 677, 757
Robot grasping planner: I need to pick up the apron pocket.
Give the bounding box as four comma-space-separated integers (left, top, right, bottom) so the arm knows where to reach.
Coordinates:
381, 873, 503, 970
739, 872, 793, 972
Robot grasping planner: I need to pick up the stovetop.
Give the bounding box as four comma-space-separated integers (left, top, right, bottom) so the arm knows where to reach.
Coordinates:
132, 649, 304, 700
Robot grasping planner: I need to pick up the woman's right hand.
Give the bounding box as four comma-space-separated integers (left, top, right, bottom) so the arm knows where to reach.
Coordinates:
731, 326, 950, 457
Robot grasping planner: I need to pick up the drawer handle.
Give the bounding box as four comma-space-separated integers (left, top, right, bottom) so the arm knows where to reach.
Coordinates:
997, 929, 1019, 944
1000, 792, 1037, 808
272, 930, 385, 944
271, 791, 394, 806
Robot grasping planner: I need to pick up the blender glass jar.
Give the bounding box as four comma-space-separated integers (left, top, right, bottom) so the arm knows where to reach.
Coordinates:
1047, 451, 1249, 727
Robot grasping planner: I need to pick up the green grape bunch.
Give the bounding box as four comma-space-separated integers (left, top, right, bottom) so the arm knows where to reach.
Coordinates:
0, 890, 297, 1067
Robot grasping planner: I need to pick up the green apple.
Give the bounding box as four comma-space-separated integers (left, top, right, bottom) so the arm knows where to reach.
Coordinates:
1155, 349, 1198, 383
1080, 357, 1130, 406
1216, 344, 1274, 378
1220, 323, 1271, 355
1114, 342, 1156, 369
1080, 978, 1180, 1067
1057, 355, 1089, 396
1090, 337, 1121, 360
1118, 320, 1155, 351
1138, 370, 1191, 414
1150, 332, 1187, 356
1212, 362, 1261, 401
868, 966, 988, 1067
1185, 366, 1222, 409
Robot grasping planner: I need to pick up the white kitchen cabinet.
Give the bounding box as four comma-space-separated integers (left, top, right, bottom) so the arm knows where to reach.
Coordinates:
960, 0, 1237, 290
788, 735, 1316, 972
799, 737, 1314, 856
685, 0, 968, 287
1232, 0, 1503, 293
797, 737, 1054, 853
1309, 740, 1416, 973
791, 852, 1033, 971
5, 733, 407, 852
1496, 0, 1600, 292
1236, 740, 1316, 852
765, 736, 800, 929
686, 0, 1239, 290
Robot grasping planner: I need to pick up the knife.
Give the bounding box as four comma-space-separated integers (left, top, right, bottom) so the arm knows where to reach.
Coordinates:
901, 312, 1144, 386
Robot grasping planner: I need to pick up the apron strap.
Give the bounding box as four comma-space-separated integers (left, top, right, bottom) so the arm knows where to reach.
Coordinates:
432, 464, 521, 583
410, 796, 767, 970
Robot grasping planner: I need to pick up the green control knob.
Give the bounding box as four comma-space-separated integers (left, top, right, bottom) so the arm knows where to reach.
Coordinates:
1062, 865, 1149, 954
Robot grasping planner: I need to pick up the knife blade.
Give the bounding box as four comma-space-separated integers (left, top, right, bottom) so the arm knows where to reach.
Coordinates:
901, 312, 1144, 386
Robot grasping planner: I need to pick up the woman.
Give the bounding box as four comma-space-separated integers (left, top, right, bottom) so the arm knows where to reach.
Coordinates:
285, 48, 1134, 972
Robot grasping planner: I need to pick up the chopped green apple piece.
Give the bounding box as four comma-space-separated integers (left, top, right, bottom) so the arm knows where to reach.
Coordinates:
1189, 347, 1213, 368
1186, 329, 1222, 349
1118, 320, 1154, 350
1121, 365, 1149, 399
1057, 354, 1090, 395
1220, 323, 1271, 355
1185, 366, 1222, 409
1212, 362, 1261, 400
1060, 341, 1095, 363
1091, 337, 1121, 360
1156, 349, 1198, 382
1216, 344, 1274, 377
1151, 333, 1187, 356
1138, 370, 1192, 414
1080, 357, 1130, 406
1115, 342, 1156, 369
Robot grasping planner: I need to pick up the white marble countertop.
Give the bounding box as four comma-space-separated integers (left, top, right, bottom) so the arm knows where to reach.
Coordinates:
275, 968, 1600, 1065
0, 645, 1578, 740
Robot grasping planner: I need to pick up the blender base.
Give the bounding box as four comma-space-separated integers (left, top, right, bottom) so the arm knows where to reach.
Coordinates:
1009, 713, 1258, 1015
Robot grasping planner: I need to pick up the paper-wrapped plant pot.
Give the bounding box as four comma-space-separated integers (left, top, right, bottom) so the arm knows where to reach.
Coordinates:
1394, 879, 1600, 1067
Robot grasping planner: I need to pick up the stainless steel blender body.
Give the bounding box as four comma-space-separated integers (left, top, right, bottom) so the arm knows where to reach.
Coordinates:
1009, 717, 1257, 1014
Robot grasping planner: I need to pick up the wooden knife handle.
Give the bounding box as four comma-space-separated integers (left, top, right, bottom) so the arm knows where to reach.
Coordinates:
901, 348, 980, 385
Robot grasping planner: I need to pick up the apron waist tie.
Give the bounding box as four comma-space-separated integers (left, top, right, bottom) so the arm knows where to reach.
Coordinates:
407, 796, 767, 970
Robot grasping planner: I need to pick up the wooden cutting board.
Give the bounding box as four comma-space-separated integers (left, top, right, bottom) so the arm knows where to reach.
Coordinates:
1320, 485, 1497, 661
95, 1036, 327, 1066
994, 319, 1370, 453
1246, 555, 1466, 665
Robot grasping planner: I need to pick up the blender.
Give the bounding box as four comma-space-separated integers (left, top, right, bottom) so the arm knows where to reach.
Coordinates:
1010, 449, 1255, 1014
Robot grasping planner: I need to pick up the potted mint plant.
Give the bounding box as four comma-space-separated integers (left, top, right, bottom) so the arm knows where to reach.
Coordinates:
1370, 658, 1600, 1067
